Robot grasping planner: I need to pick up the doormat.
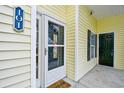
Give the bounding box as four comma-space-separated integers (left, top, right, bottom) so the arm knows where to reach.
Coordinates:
47, 80, 71, 88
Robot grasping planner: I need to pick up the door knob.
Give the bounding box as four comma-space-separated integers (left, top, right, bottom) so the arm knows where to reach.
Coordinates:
45, 48, 47, 55
111, 52, 114, 56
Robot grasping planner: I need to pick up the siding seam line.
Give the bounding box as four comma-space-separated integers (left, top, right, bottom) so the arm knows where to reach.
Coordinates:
0, 63, 31, 70
0, 31, 31, 36
0, 22, 31, 29
0, 41, 31, 44
0, 57, 31, 61
0, 71, 31, 80
0, 64, 31, 71
4, 5, 31, 15
3, 79, 31, 88
0, 13, 31, 22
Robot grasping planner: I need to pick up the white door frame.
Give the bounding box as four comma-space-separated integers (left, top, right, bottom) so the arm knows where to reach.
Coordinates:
44, 15, 66, 87
36, 14, 45, 88
31, 5, 36, 88
36, 12, 46, 88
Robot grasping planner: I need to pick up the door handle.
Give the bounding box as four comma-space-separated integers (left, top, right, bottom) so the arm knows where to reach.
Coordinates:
45, 48, 47, 56
111, 51, 114, 56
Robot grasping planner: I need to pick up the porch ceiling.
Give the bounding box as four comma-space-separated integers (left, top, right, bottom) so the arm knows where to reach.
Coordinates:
87, 5, 124, 19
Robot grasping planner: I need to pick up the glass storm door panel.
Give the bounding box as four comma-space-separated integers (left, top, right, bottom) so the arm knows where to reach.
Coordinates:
45, 16, 66, 87
48, 47, 64, 70
48, 21, 64, 71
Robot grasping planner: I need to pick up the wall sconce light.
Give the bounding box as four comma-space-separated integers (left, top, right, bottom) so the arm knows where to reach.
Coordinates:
90, 10, 94, 16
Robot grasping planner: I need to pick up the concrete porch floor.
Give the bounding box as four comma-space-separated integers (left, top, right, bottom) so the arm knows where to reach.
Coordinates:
64, 65, 124, 88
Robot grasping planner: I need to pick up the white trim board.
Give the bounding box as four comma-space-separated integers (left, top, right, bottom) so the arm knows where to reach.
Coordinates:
41, 14, 45, 88
31, 5, 36, 88
75, 5, 79, 81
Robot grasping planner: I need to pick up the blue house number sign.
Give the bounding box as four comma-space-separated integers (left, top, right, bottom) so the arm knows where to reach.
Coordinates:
14, 7, 24, 31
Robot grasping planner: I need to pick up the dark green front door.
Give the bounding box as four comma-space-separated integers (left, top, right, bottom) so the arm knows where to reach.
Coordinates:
99, 33, 114, 67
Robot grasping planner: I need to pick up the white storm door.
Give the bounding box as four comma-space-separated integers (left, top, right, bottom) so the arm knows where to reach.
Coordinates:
44, 15, 66, 87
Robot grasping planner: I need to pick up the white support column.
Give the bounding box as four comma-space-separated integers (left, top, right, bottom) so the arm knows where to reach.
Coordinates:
31, 5, 36, 88
75, 5, 79, 81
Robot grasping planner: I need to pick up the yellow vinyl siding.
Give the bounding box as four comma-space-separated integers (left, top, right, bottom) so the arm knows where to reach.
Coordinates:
5, 79, 31, 88
0, 58, 30, 70
0, 65, 30, 80
0, 13, 30, 28
0, 5, 31, 88
0, 51, 30, 60
97, 14, 124, 70
0, 72, 30, 88
0, 42, 30, 51
77, 6, 97, 80
38, 6, 66, 22
0, 33, 31, 43
66, 6, 76, 80
8, 5, 31, 14
0, 6, 31, 22
0, 23, 30, 35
